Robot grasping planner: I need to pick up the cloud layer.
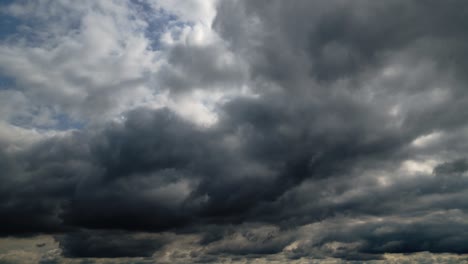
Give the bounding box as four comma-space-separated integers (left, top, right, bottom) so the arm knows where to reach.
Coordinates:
1, 0, 468, 262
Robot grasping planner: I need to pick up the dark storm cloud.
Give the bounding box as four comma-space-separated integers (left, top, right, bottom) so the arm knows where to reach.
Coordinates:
0, 135, 88, 236
2, 94, 408, 234
2, 0, 468, 262
1, 101, 467, 259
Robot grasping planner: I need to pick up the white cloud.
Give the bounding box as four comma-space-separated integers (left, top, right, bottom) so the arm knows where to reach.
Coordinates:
0, 0, 248, 139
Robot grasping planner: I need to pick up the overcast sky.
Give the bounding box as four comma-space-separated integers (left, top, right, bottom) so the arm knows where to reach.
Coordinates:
1, 0, 468, 263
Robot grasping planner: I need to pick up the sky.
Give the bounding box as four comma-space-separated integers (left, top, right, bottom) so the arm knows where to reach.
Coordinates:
1, 0, 468, 263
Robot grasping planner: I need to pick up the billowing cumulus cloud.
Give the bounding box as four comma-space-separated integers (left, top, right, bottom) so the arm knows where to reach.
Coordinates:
1, 0, 468, 263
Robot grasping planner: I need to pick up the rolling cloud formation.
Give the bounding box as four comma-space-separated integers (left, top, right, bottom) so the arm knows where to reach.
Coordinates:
1, 0, 468, 262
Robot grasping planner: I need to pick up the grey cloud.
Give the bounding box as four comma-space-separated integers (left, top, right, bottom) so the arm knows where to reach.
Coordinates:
434, 158, 468, 175
287, 211, 468, 260
158, 43, 246, 93
215, 0, 468, 84
56, 230, 166, 258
